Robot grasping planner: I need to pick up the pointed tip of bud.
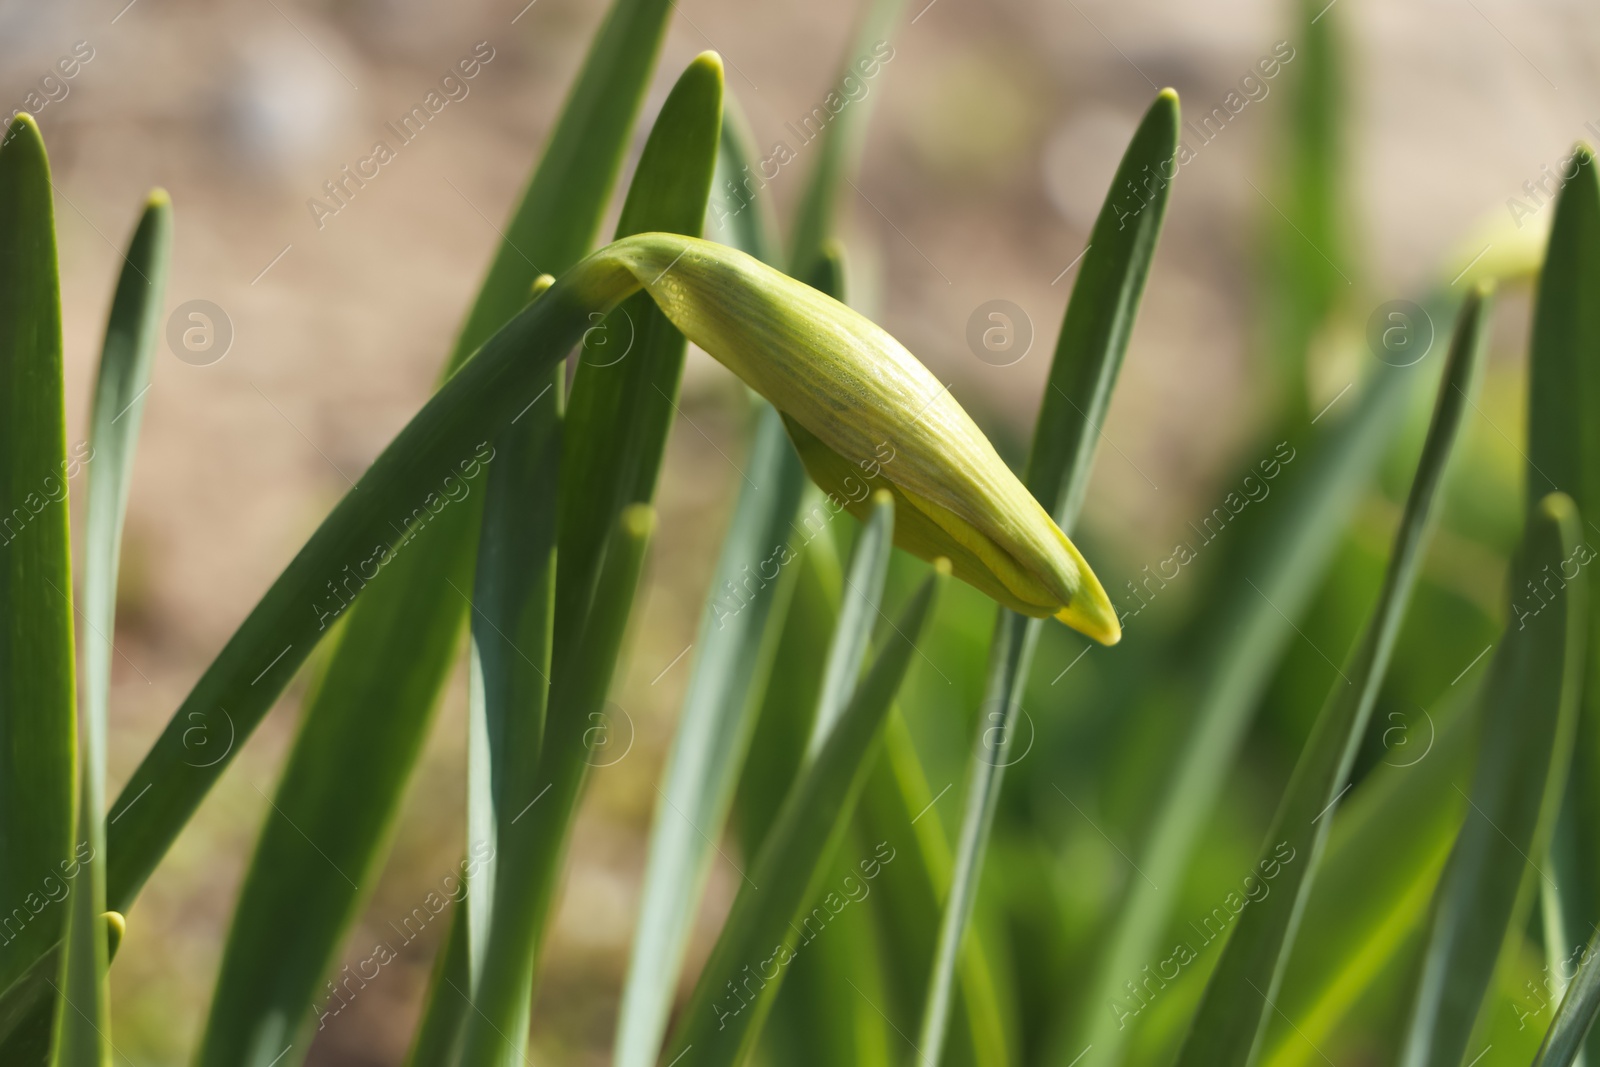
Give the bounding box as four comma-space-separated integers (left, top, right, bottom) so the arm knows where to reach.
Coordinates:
1056, 573, 1121, 646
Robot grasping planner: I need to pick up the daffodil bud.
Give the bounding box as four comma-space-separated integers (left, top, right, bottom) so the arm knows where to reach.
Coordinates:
596, 233, 1120, 644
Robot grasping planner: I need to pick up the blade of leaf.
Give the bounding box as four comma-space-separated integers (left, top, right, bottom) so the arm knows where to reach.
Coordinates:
919, 88, 1179, 1064
707, 93, 781, 266
610, 407, 809, 1067
738, 482, 895, 1067
1526, 143, 1600, 1067
1173, 288, 1488, 1066
165, 4, 675, 1063
787, 0, 907, 278
50, 190, 171, 1067
611, 83, 814, 1067
456, 49, 724, 1067
1053, 357, 1418, 1066
1255, 686, 1475, 1067
1264, 0, 1348, 420
662, 541, 949, 1066
857, 710, 1010, 1067
117, 0, 675, 921
1397, 492, 1587, 1067
0, 115, 76, 1005
1534, 922, 1600, 1067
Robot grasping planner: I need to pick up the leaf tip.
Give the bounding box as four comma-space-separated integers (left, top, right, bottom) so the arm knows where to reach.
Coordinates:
689, 50, 724, 82
1, 109, 45, 159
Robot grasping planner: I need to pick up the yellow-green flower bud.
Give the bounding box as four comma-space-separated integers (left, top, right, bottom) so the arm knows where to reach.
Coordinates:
599, 233, 1120, 644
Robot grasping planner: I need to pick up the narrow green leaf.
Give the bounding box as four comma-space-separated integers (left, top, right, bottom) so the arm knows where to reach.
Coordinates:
741, 483, 895, 1067
457, 397, 559, 1065
856, 711, 1010, 1066
708, 94, 781, 267
1174, 289, 1488, 1066
787, 0, 906, 277
920, 88, 1179, 1064
611, 83, 811, 1067
1526, 143, 1600, 1067
1264, 0, 1348, 419
663, 538, 947, 1066
450, 0, 674, 370
456, 49, 723, 1067
118, 0, 674, 923
1056, 358, 1416, 1066
0, 114, 76, 1000
1398, 493, 1587, 1066
402, 903, 470, 1067
1534, 922, 1600, 1066
1256, 688, 1475, 1067
51, 191, 171, 1067
611, 407, 809, 1067
158, 4, 673, 1063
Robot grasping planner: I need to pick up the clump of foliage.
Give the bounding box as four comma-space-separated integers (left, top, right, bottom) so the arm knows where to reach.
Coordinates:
4, 0, 1600, 1065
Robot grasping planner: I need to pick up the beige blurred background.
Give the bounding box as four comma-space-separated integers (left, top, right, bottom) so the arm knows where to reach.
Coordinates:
2, 0, 1595, 1061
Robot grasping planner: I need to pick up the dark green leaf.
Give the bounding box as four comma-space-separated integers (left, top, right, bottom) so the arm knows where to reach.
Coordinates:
1526, 143, 1600, 1067
1397, 493, 1587, 1066
921, 88, 1179, 1064
0, 114, 76, 1001
1173, 289, 1488, 1066
51, 190, 171, 1067
663, 536, 946, 1066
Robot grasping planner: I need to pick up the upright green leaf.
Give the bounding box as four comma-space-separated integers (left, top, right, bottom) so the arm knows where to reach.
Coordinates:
1526, 143, 1600, 1067
1174, 289, 1487, 1066
1056, 358, 1415, 1066
0, 114, 76, 1000
51, 191, 171, 1067
857, 710, 1010, 1067
787, 0, 906, 277
1398, 493, 1587, 1066
920, 88, 1179, 1064
611, 405, 809, 1067
1256, 688, 1475, 1067
1264, 0, 1348, 418
467, 497, 654, 1065
664, 534, 947, 1066
1534, 922, 1600, 1067
181, 4, 673, 1063
612, 85, 809, 1067
458, 51, 723, 1067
